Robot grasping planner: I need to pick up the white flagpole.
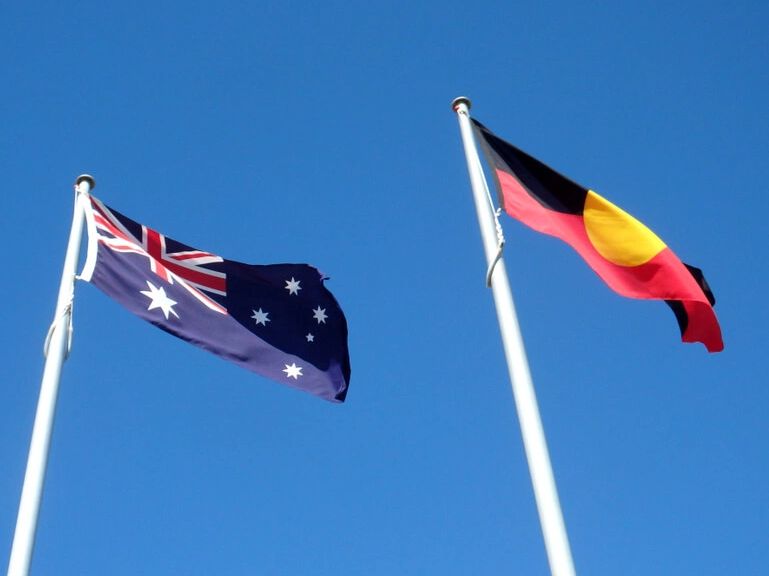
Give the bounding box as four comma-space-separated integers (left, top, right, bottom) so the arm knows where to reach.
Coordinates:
7, 175, 95, 576
452, 98, 576, 576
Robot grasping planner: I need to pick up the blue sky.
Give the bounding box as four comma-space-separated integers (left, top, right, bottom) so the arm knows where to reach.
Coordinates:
2, 1, 768, 574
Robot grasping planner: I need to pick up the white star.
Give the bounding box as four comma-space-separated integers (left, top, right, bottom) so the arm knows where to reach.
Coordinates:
251, 308, 270, 326
283, 363, 303, 379
312, 306, 327, 324
306, 332, 315, 342
140, 281, 179, 320
285, 277, 301, 295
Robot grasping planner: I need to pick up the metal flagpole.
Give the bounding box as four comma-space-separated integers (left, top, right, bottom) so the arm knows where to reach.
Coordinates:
7, 175, 95, 576
452, 97, 576, 576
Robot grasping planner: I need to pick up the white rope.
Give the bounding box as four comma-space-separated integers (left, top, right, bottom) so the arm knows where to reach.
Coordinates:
43, 287, 74, 359
476, 156, 506, 287
466, 112, 506, 287
485, 207, 506, 287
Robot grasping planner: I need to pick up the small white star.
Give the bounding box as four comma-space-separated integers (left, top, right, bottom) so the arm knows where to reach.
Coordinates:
306, 332, 315, 342
312, 306, 327, 324
140, 281, 179, 320
285, 277, 301, 295
283, 363, 303, 379
251, 308, 270, 326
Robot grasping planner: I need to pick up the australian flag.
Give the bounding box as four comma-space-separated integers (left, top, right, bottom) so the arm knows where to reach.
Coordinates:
80, 195, 350, 402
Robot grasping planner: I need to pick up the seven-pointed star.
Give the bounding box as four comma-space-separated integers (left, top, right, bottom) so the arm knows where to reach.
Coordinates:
312, 306, 327, 324
283, 363, 303, 379
251, 308, 270, 326
140, 281, 179, 320
285, 277, 301, 295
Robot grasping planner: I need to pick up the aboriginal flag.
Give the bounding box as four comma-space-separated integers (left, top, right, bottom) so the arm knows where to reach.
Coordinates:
472, 119, 723, 352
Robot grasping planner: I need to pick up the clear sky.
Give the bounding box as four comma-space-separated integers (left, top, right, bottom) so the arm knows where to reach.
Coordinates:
2, 1, 768, 574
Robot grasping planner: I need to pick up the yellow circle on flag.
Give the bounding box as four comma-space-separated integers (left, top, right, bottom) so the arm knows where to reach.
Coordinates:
583, 190, 666, 266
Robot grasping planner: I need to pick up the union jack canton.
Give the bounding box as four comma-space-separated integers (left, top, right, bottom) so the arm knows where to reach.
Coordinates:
80, 194, 350, 402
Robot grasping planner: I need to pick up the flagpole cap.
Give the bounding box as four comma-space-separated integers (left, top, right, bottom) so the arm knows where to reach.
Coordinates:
75, 174, 96, 190
451, 96, 472, 112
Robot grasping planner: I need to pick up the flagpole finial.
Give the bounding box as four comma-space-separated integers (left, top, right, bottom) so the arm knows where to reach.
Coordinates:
452, 96, 472, 112
75, 174, 96, 190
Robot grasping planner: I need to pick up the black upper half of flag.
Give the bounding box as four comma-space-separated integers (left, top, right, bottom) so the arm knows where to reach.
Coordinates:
472, 118, 588, 215
84, 196, 351, 402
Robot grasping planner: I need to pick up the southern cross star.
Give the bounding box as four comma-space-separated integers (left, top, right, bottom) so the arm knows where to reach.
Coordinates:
312, 306, 327, 324
251, 308, 270, 326
283, 363, 303, 379
285, 277, 301, 295
306, 332, 315, 342
140, 281, 179, 320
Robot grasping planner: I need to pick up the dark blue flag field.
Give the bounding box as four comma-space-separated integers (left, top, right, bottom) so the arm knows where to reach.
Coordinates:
80, 195, 350, 402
